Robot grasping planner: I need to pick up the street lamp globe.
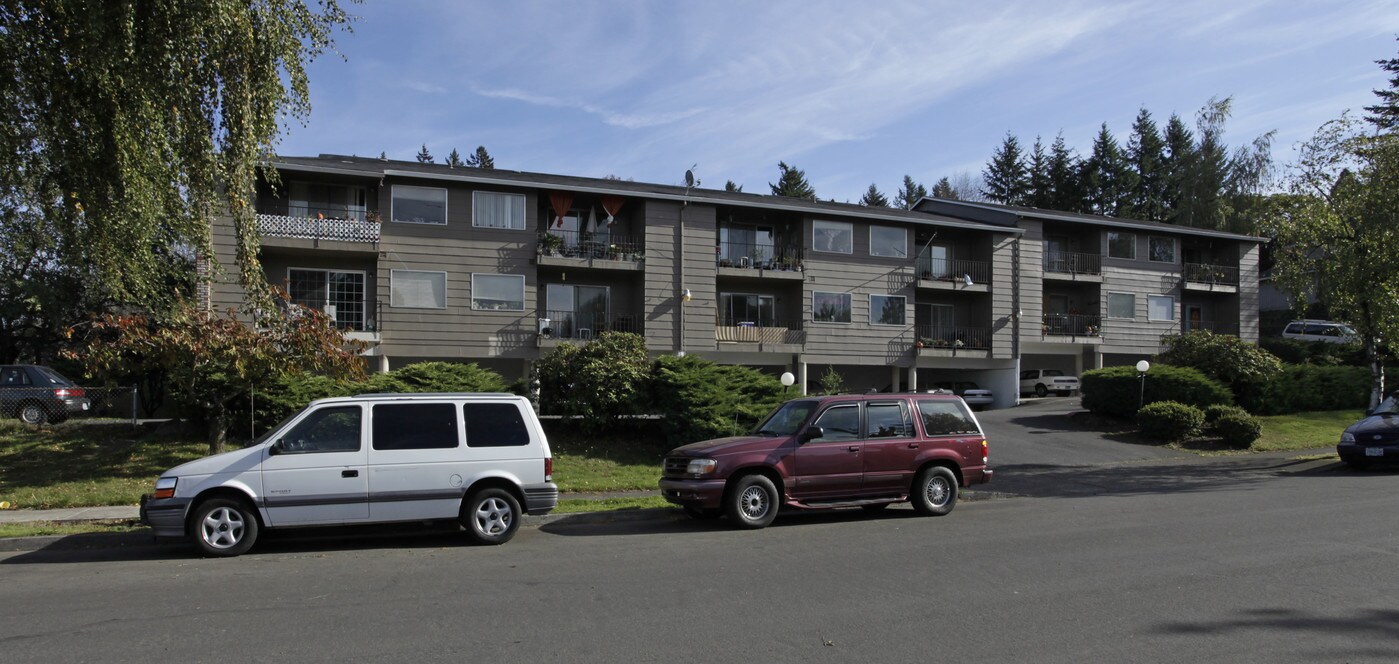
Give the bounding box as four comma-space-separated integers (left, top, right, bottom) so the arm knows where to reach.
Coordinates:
780, 372, 795, 387
1136, 360, 1151, 373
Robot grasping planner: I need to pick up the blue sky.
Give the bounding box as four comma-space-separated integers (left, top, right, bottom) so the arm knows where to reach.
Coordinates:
279, 0, 1399, 203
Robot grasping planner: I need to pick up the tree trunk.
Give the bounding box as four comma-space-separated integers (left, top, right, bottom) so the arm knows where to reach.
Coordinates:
207, 409, 227, 456
1368, 339, 1386, 411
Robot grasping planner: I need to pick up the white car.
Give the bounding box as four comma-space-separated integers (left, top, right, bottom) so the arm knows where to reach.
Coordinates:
1282, 320, 1358, 344
1020, 369, 1080, 397
936, 381, 994, 409
140, 393, 557, 557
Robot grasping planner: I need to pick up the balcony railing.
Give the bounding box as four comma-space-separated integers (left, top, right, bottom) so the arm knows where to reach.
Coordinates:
538, 230, 643, 261
1184, 263, 1240, 286
916, 256, 990, 285
715, 243, 804, 271
914, 325, 992, 350
1183, 319, 1240, 335
539, 310, 639, 340
288, 300, 382, 333
288, 202, 367, 222
714, 317, 805, 344
258, 213, 380, 243
1042, 313, 1102, 337
1043, 251, 1102, 276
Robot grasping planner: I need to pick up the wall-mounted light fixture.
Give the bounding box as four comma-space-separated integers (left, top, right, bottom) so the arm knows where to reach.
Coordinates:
681, 288, 692, 302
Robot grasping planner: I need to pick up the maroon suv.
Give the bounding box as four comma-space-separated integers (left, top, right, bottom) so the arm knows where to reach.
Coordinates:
659, 393, 992, 529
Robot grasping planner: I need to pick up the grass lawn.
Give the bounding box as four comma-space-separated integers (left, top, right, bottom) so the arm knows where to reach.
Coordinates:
1253, 409, 1363, 452
553, 496, 673, 514
0, 520, 147, 538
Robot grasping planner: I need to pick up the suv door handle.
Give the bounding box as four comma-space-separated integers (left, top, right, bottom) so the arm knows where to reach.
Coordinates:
847, 446, 859, 452
342, 469, 359, 478
907, 443, 920, 449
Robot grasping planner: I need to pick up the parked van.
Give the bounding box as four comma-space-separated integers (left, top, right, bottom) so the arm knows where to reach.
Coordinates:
140, 393, 557, 556
1282, 320, 1358, 344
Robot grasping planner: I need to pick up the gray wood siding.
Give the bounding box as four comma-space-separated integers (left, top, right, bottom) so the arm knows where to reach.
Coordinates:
1238, 242, 1260, 341
643, 201, 717, 353
1097, 229, 1185, 354
1018, 220, 1044, 343
802, 217, 918, 366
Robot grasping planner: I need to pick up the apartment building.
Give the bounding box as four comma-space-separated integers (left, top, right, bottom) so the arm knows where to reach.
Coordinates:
207, 155, 1260, 409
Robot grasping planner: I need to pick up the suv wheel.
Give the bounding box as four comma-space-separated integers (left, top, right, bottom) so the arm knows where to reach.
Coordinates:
726, 475, 779, 529
191, 498, 259, 557
1034, 384, 1048, 398
18, 402, 45, 425
910, 466, 958, 517
462, 488, 521, 545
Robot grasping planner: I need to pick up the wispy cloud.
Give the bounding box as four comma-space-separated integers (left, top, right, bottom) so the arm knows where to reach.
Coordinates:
403, 80, 447, 94
473, 87, 704, 129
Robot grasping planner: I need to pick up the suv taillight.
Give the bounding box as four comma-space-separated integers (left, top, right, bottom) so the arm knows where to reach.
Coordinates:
54, 387, 84, 399
544, 457, 553, 481
982, 439, 989, 463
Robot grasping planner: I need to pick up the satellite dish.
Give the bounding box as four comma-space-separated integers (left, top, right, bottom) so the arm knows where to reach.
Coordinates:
684, 170, 695, 187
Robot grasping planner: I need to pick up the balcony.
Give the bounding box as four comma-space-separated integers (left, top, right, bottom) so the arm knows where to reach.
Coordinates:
1041, 314, 1103, 343
914, 324, 992, 356
714, 316, 805, 349
1043, 251, 1102, 281
258, 212, 380, 244
287, 300, 382, 344
537, 230, 644, 270
1183, 320, 1240, 336
1184, 263, 1240, 292
538, 310, 640, 345
715, 243, 805, 279
916, 257, 990, 292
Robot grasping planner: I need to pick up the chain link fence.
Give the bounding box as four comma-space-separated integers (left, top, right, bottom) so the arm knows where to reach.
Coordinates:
0, 385, 140, 426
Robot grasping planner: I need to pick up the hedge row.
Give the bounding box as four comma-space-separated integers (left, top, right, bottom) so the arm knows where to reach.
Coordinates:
1081, 365, 1233, 418
1258, 338, 1367, 367
1243, 365, 1371, 415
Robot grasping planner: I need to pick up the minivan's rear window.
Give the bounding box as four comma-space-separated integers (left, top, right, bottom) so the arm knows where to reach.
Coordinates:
916, 400, 980, 436
463, 403, 530, 447
373, 403, 459, 450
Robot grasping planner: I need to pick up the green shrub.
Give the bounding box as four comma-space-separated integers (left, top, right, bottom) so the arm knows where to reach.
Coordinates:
650, 355, 787, 445
1082, 365, 1232, 418
1246, 364, 1371, 415
1155, 331, 1283, 411
1203, 404, 1249, 424
535, 332, 651, 431
1258, 337, 1367, 367
364, 361, 506, 393
1136, 401, 1205, 443
1214, 411, 1262, 448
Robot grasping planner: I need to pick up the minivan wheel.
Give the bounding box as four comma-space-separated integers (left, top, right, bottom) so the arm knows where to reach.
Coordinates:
18, 402, 45, 425
462, 488, 521, 545
1034, 384, 1048, 398
191, 498, 259, 557
910, 466, 958, 517
726, 475, 779, 529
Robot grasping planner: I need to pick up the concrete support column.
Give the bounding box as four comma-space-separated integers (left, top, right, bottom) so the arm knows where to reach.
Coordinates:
1074, 351, 1084, 377
377, 354, 390, 374
890, 365, 901, 394
909, 365, 918, 392
797, 360, 808, 396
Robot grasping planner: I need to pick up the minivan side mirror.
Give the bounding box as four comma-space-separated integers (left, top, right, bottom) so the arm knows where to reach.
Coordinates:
799, 427, 824, 443
269, 439, 285, 456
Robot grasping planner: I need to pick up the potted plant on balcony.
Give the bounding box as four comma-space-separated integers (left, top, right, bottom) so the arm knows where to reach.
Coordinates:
541, 233, 564, 256
365, 210, 383, 223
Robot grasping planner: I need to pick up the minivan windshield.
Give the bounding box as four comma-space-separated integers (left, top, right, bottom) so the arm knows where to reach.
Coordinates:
753, 400, 818, 436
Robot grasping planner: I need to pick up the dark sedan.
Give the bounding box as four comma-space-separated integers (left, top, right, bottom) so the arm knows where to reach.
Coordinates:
1338, 395, 1399, 469
0, 365, 91, 425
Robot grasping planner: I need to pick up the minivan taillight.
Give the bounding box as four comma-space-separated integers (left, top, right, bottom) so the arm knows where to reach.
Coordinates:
55, 387, 84, 399
544, 457, 553, 481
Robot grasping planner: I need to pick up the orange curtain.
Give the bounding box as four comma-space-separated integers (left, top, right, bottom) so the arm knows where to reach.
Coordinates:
549, 192, 574, 228
600, 195, 625, 225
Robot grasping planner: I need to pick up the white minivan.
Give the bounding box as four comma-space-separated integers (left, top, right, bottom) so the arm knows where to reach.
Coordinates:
141, 393, 557, 556
1281, 320, 1357, 344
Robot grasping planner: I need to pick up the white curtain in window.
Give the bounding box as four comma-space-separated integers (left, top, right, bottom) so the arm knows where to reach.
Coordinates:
474, 192, 525, 229
392, 270, 446, 308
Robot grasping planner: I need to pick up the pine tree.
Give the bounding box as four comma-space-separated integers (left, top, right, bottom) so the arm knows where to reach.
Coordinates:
1046, 133, 1083, 212
415, 144, 434, 163
981, 133, 1028, 205
1187, 98, 1232, 229
1026, 137, 1052, 208
466, 146, 494, 169
1162, 113, 1196, 225
769, 162, 816, 200
724, 180, 743, 193
444, 148, 464, 168
860, 183, 890, 207
1365, 37, 1399, 131
893, 175, 927, 209
1126, 108, 1167, 220
1081, 123, 1136, 217
931, 177, 957, 200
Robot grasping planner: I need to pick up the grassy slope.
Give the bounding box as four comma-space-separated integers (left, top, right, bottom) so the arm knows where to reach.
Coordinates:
1253, 409, 1363, 452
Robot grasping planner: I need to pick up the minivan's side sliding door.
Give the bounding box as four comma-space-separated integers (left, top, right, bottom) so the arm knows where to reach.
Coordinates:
261, 405, 369, 525
366, 402, 466, 522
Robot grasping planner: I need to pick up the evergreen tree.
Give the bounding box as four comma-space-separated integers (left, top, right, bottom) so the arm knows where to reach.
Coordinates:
893, 175, 927, 209
1126, 108, 1167, 220
1081, 123, 1136, 217
444, 148, 464, 168
1026, 137, 1053, 208
466, 145, 494, 169
1186, 98, 1233, 229
1365, 37, 1399, 131
1047, 133, 1083, 212
1162, 113, 1196, 225
724, 180, 743, 193
769, 161, 816, 200
416, 144, 434, 163
981, 133, 1028, 204
931, 177, 957, 200
860, 183, 890, 207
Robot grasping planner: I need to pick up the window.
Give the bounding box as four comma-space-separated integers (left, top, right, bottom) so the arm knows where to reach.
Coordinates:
811, 404, 860, 442
870, 226, 907, 258
812, 220, 853, 254
871, 294, 906, 326
916, 400, 979, 436
1107, 231, 1136, 259
719, 225, 775, 265
546, 284, 611, 337
720, 292, 776, 326
391, 185, 447, 225
472, 274, 526, 311
755, 400, 818, 436
372, 404, 458, 450
1148, 295, 1174, 321
391, 270, 447, 309
866, 402, 912, 438
289, 182, 367, 221
280, 406, 361, 453
288, 268, 367, 330
1148, 236, 1176, 263
464, 403, 531, 447
0, 367, 30, 386
813, 292, 852, 323
1107, 292, 1136, 319
473, 191, 526, 230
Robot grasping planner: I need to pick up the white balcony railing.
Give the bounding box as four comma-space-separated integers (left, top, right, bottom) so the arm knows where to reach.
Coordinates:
257, 213, 380, 243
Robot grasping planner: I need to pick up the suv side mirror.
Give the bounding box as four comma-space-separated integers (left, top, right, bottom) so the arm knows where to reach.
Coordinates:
799, 427, 824, 443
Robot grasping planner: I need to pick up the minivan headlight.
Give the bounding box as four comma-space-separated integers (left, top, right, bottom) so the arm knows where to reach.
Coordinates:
154, 476, 177, 500
686, 459, 718, 476
1340, 432, 1356, 443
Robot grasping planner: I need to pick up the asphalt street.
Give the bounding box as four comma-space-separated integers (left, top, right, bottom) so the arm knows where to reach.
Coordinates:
2, 399, 1396, 663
